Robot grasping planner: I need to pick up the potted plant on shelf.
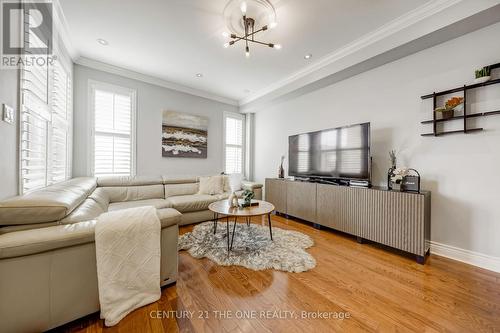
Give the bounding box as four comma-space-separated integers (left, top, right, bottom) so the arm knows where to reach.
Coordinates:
435, 96, 464, 119
474, 66, 491, 84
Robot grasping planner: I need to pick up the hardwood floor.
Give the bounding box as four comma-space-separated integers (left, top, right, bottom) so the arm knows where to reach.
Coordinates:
59, 215, 500, 333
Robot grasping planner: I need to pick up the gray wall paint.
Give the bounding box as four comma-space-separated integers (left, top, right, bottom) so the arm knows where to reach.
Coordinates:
0, 69, 19, 199
253, 23, 500, 258
73, 64, 238, 177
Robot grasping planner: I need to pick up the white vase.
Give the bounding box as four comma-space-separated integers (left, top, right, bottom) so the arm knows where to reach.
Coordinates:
474, 76, 491, 84
228, 192, 239, 207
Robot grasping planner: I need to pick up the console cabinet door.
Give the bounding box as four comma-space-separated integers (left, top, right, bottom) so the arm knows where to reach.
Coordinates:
265, 179, 287, 213
316, 184, 361, 234
286, 181, 316, 222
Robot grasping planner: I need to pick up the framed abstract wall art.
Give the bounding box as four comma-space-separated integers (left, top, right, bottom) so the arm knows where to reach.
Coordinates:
162, 111, 208, 158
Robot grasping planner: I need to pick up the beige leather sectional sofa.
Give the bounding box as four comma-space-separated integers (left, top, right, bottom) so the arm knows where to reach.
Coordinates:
0, 175, 262, 332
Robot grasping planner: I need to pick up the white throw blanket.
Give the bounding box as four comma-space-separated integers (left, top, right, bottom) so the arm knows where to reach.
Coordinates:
95, 206, 161, 326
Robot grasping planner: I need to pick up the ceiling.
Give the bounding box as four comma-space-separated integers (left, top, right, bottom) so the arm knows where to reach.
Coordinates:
60, 0, 431, 103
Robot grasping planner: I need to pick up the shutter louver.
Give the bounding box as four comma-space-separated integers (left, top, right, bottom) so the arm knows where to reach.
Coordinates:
51, 61, 71, 183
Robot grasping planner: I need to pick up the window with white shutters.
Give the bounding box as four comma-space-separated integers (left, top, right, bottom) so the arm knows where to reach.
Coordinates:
223, 112, 245, 175
90, 82, 136, 177
19, 11, 73, 194
51, 61, 72, 183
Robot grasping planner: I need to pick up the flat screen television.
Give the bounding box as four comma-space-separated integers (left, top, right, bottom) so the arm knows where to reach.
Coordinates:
288, 122, 371, 182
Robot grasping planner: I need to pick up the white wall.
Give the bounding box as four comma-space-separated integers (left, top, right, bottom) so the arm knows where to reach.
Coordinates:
73, 64, 238, 177
0, 69, 19, 199
253, 22, 500, 258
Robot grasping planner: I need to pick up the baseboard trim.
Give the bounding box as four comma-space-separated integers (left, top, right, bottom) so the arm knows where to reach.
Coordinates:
430, 241, 500, 273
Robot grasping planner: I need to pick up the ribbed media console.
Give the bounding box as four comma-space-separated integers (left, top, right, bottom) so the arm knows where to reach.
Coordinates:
265, 179, 431, 263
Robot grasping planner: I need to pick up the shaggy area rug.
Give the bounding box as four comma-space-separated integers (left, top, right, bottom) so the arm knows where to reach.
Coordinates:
179, 221, 316, 272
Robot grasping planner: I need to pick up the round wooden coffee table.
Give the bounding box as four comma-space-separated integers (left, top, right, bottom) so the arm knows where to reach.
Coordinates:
208, 200, 275, 252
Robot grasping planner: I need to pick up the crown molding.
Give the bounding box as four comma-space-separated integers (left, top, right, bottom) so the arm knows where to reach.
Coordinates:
74, 57, 239, 106
239, 0, 464, 106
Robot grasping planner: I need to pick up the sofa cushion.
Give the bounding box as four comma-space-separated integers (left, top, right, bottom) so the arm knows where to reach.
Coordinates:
0, 220, 97, 259
97, 175, 163, 187
0, 222, 59, 235
166, 194, 219, 213
164, 183, 199, 198
0, 208, 181, 259
223, 174, 243, 193
88, 188, 110, 211
0, 177, 97, 226
60, 199, 106, 224
101, 185, 165, 203
198, 176, 223, 195
162, 176, 198, 184
108, 199, 172, 211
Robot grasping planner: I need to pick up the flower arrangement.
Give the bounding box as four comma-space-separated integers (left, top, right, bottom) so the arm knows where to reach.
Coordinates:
434, 96, 464, 119
390, 168, 410, 184
445, 96, 464, 110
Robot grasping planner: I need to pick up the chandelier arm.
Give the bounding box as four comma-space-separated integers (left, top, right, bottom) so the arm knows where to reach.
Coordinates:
246, 39, 273, 47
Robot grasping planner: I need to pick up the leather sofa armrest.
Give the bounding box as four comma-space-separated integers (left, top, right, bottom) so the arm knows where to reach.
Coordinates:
241, 181, 263, 191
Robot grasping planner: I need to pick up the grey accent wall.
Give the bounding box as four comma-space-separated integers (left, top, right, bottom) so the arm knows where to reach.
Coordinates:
253, 22, 500, 258
0, 69, 19, 199
73, 64, 238, 177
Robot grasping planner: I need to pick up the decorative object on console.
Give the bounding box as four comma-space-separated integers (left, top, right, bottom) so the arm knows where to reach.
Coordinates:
162, 111, 208, 158
222, 0, 281, 57
278, 155, 285, 178
388, 167, 421, 193
474, 66, 491, 84
387, 150, 397, 190
401, 169, 421, 193
388, 168, 408, 191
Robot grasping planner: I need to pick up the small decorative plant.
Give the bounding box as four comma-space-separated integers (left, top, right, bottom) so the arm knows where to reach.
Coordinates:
389, 150, 397, 169
240, 189, 255, 207
278, 155, 285, 178
475, 66, 491, 79
474, 66, 491, 84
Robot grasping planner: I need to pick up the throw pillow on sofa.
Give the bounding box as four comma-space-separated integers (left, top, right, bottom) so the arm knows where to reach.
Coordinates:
223, 174, 243, 192
198, 176, 224, 195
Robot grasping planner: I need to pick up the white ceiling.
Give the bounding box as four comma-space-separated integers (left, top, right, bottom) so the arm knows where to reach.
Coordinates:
60, 0, 431, 103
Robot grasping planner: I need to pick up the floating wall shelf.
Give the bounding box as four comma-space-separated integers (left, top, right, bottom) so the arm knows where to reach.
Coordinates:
420, 63, 500, 137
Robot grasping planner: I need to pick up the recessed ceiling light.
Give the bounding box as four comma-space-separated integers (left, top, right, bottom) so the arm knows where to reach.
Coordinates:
97, 38, 108, 46
195, 73, 203, 78
304, 54, 312, 60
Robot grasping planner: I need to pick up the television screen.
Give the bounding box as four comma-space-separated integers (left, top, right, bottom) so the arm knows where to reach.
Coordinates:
288, 122, 371, 181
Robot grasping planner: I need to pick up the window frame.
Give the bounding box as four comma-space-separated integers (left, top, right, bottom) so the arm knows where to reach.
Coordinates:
222, 111, 246, 176
88, 80, 137, 177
